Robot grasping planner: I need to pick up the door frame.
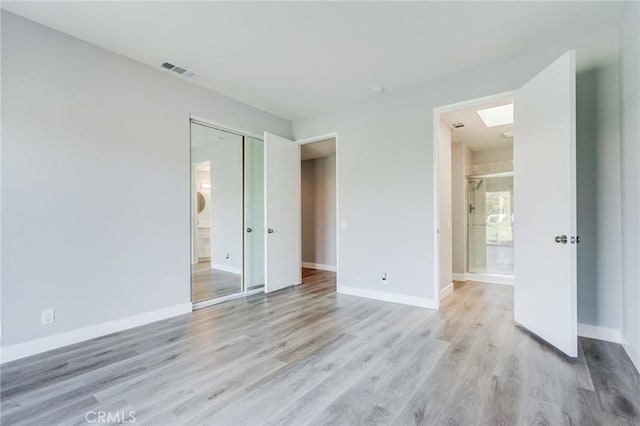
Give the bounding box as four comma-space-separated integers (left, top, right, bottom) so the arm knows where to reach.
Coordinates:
296, 132, 340, 291
432, 91, 515, 308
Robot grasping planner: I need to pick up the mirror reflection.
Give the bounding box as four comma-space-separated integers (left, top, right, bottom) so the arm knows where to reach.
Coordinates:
191, 122, 243, 303
244, 136, 265, 291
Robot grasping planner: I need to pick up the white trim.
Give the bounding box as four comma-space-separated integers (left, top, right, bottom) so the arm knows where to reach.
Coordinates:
297, 133, 338, 145
301, 262, 336, 272
439, 282, 454, 301
0, 303, 192, 363
467, 172, 514, 179
621, 333, 640, 374
244, 287, 264, 296
338, 285, 437, 309
189, 114, 264, 141
192, 292, 245, 310
465, 272, 514, 285
432, 90, 516, 312
577, 323, 621, 343
452, 273, 467, 281
211, 263, 242, 275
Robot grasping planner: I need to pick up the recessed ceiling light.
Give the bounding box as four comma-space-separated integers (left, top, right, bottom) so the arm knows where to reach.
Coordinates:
372, 86, 385, 95
477, 104, 513, 127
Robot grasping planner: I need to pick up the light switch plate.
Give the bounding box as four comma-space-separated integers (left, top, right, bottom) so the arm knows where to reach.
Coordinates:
41, 308, 55, 325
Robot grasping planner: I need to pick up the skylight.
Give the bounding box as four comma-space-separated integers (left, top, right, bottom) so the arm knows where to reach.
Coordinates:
476, 104, 513, 127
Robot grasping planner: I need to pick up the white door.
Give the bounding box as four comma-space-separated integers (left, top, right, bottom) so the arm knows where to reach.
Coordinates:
264, 132, 301, 293
514, 50, 577, 357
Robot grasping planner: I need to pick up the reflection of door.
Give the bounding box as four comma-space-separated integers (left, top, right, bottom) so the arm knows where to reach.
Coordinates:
514, 50, 577, 357
264, 132, 301, 293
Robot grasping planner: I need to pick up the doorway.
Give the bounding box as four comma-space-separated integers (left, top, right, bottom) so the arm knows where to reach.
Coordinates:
433, 50, 578, 358
436, 94, 515, 299
299, 136, 338, 287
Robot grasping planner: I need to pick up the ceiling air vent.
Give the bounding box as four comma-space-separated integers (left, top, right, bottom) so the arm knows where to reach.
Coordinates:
450, 122, 465, 130
161, 62, 198, 79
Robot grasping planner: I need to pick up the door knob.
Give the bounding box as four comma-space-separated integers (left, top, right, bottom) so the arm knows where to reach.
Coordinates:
554, 235, 568, 244
246, 227, 252, 233
268, 228, 274, 234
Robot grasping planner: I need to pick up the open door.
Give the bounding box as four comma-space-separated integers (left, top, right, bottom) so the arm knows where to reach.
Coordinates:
264, 132, 301, 293
514, 50, 577, 357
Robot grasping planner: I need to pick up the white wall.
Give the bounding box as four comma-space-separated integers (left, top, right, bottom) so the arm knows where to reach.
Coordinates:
619, 1, 640, 370
438, 121, 453, 292
301, 155, 337, 268
451, 143, 465, 275
293, 29, 621, 312
472, 145, 513, 164
576, 61, 623, 333
471, 145, 514, 175
0, 12, 291, 352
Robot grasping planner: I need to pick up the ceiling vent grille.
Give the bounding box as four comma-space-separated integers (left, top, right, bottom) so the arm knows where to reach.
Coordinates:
450, 122, 465, 129
161, 62, 198, 78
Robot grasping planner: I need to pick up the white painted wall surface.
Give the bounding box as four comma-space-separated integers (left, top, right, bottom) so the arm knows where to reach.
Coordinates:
0, 12, 291, 349
293, 30, 621, 315
438, 121, 453, 291
472, 146, 513, 165
619, 1, 640, 370
471, 145, 513, 175
451, 143, 467, 275
301, 155, 337, 268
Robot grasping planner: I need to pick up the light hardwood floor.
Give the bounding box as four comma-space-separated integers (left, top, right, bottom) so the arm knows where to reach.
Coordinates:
1, 271, 639, 425
191, 261, 242, 302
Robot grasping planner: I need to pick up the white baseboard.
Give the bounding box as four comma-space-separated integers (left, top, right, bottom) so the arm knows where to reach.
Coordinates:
338, 285, 437, 309
621, 333, 640, 374
452, 273, 467, 281
1, 303, 192, 363
301, 262, 337, 272
440, 282, 454, 301
577, 323, 621, 343
465, 273, 514, 286
211, 263, 242, 275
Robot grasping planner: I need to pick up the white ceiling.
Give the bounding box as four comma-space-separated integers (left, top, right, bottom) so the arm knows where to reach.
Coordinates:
301, 138, 336, 161
442, 97, 514, 152
2, 1, 625, 120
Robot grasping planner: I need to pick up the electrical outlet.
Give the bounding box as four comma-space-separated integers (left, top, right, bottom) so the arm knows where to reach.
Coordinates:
381, 272, 388, 284
41, 308, 55, 325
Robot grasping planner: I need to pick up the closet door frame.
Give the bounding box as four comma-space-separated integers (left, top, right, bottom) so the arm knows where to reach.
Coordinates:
189, 115, 264, 310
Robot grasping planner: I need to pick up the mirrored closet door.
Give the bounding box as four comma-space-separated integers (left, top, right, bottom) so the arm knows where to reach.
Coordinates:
244, 136, 265, 292
191, 122, 244, 303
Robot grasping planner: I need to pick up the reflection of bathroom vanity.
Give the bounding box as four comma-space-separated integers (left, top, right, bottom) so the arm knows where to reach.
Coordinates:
197, 223, 210, 261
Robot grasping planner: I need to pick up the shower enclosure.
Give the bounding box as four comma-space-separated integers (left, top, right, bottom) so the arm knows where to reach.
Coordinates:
468, 174, 514, 275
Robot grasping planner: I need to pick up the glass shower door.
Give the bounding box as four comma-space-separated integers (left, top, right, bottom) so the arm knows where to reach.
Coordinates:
468, 176, 514, 275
